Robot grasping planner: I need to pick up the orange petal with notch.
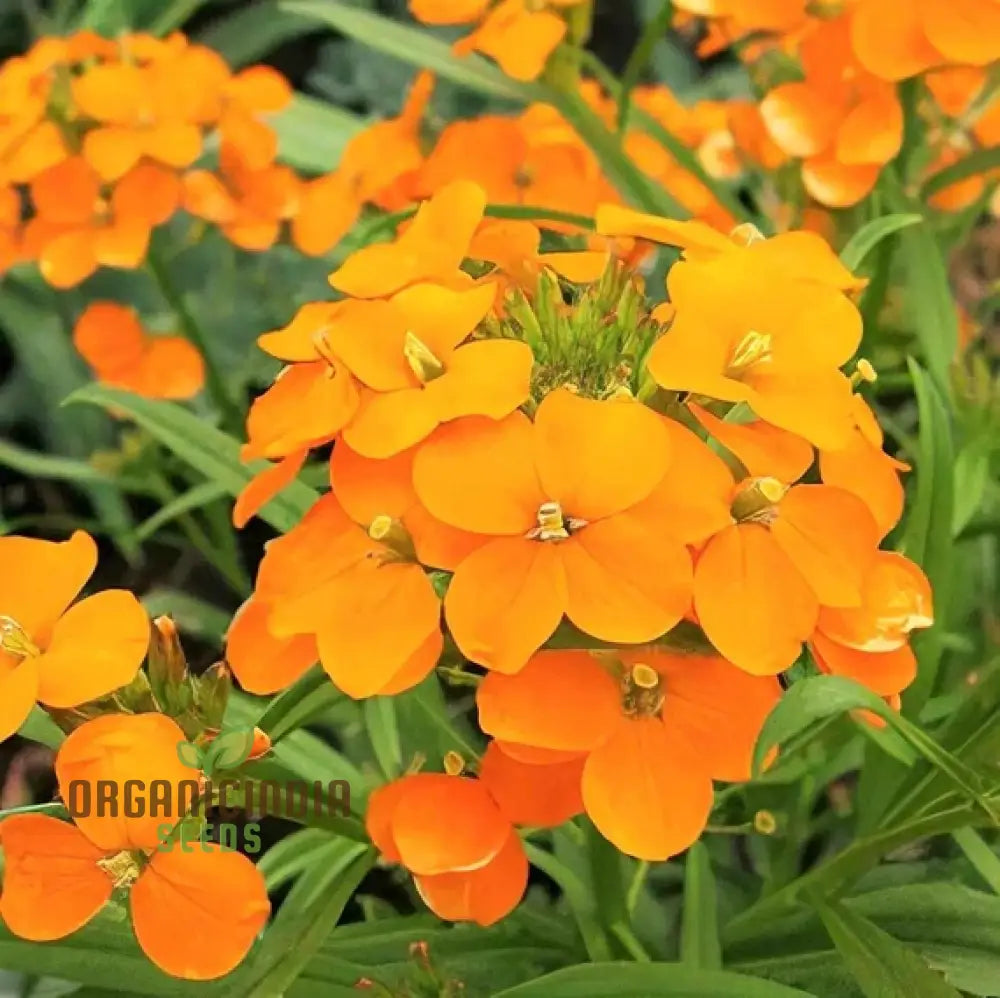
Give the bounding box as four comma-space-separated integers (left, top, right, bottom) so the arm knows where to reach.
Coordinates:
477, 650, 620, 751
424, 339, 533, 423
112, 162, 181, 227
801, 157, 880, 209
850, 0, 940, 80
132, 845, 270, 980
820, 431, 904, 539
479, 741, 584, 827
342, 388, 440, 459
0, 656, 41, 744
445, 538, 565, 674
225, 598, 317, 694
836, 90, 903, 166
0, 814, 110, 941
760, 83, 841, 158
55, 713, 200, 852
82, 127, 143, 182
694, 524, 818, 675
30, 157, 100, 225
582, 718, 713, 861
414, 828, 527, 926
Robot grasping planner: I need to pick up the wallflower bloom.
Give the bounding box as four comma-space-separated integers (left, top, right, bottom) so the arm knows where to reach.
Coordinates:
413, 389, 694, 673
73, 302, 204, 400
366, 768, 528, 926
809, 552, 934, 697
0, 531, 148, 743
694, 476, 880, 675
477, 650, 781, 859
0, 715, 269, 980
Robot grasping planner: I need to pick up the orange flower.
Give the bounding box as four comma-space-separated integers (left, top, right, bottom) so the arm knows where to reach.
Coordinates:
0, 531, 148, 743
26, 156, 150, 287
851, 0, 1000, 81
366, 769, 528, 926
182, 142, 301, 252
0, 715, 269, 980
760, 16, 902, 207
413, 389, 694, 673
693, 475, 881, 675
73, 302, 204, 400
809, 551, 933, 697
477, 649, 780, 859
237, 489, 448, 699
599, 208, 863, 449
328, 180, 487, 298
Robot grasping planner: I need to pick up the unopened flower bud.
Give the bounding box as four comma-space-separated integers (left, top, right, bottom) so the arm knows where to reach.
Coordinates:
195, 661, 232, 732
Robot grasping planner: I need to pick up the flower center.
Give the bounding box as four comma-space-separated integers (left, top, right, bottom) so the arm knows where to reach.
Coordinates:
403, 332, 445, 384
368, 515, 418, 564
725, 330, 773, 380
0, 616, 39, 659
525, 501, 588, 542
621, 663, 664, 718
731, 477, 787, 526
97, 850, 143, 890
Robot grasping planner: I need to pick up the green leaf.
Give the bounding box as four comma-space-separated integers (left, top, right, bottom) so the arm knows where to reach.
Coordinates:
951, 440, 991, 538
66, 385, 318, 534
132, 481, 229, 543
197, 1, 322, 68
922, 146, 1000, 197
883, 175, 958, 394
681, 843, 722, 970
839, 213, 924, 272
16, 707, 65, 749
175, 742, 203, 769
815, 898, 961, 998
230, 842, 375, 998
275, 95, 367, 174
952, 827, 1000, 895
493, 963, 813, 997
256, 666, 338, 743
363, 697, 403, 780
899, 359, 955, 713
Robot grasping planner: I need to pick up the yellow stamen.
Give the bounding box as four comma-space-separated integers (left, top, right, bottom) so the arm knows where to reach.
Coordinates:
403, 332, 445, 384
443, 751, 465, 776
725, 331, 773, 379
525, 501, 588, 542
368, 515, 417, 564
311, 330, 341, 375
851, 358, 878, 387
0, 616, 39, 659
729, 222, 765, 247
97, 851, 142, 890
731, 477, 787, 525
631, 663, 659, 689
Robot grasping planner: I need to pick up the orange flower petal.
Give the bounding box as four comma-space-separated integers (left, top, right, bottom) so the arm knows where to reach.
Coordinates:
329, 443, 417, 522
112, 162, 181, 227
536, 390, 671, 521
414, 412, 543, 534
595, 205, 734, 257
445, 537, 566, 673
810, 630, 917, 698
55, 713, 200, 852
0, 656, 41, 745
414, 829, 528, 926
694, 524, 818, 675
836, 90, 903, 166
132, 846, 270, 980
233, 449, 308, 528
582, 718, 713, 861
477, 650, 621, 751
801, 157, 880, 209
35, 589, 148, 708
479, 741, 584, 827
388, 773, 510, 875
918, 0, 1000, 67
760, 82, 841, 158
225, 597, 317, 694
342, 388, 440, 459
771, 485, 880, 607
0, 814, 110, 941
82, 127, 143, 182
850, 0, 941, 80
561, 512, 693, 644
30, 157, 101, 225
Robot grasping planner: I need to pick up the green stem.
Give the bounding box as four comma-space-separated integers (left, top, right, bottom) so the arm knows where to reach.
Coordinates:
618, 0, 674, 133
146, 247, 244, 436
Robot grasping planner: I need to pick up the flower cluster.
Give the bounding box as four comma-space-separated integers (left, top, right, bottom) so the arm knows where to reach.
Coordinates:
675, 0, 1000, 206
226, 179, 933, 922
0, 31, 321, 287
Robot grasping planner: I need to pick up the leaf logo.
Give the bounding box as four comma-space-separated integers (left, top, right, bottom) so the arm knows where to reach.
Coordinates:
176, 727, 256, 776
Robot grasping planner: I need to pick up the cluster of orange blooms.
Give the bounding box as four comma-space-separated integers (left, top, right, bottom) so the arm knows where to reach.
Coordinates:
673, 0, 1000, 208
218, 178, 933, 922
0, 534, 269, 977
